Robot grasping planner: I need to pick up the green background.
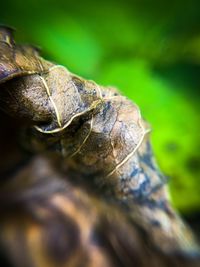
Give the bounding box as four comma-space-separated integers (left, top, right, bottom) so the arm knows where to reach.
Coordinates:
1, 0, 200, 215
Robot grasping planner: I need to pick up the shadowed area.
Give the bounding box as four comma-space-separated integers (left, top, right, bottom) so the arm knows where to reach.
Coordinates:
0, 84, 199, 266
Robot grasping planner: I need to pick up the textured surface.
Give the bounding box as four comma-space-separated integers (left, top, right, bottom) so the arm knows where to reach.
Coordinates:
1, 0, 200, 213
0, 27, 200, 267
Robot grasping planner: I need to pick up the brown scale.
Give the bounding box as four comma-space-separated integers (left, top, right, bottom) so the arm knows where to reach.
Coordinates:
0, 26, 199, 267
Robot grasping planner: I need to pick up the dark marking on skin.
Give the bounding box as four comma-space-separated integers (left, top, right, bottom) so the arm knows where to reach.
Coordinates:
139, 141, 156, 171
0, 70, 8, 80
150, 219, 161, 227
0, 70, 12, 81
102, 101, 111, 121
130, 167, 140, 178
126, 166, 152, 200
0, 69, 22, 84
128, 177, 151, 200
137, 141, 168, 192
72, 77, 85, 93
136, 198, 170, 213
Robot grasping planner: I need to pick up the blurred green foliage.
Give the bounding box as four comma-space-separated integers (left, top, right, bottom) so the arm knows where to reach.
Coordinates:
1, 0, 200, 214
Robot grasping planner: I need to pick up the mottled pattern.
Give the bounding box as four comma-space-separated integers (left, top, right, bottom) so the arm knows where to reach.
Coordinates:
0, 26, 199, 267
